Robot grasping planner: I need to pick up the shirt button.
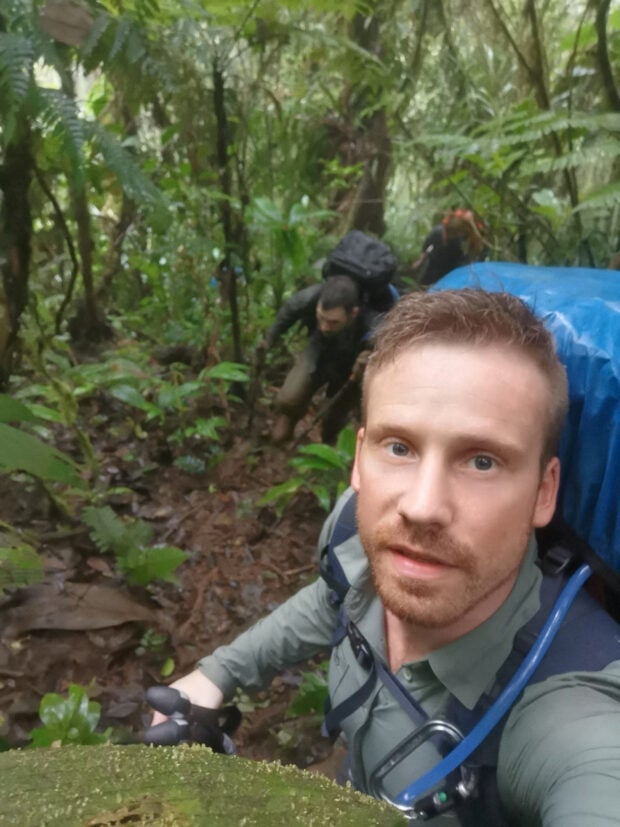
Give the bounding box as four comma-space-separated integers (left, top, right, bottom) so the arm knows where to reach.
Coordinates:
402, 666, 414, 682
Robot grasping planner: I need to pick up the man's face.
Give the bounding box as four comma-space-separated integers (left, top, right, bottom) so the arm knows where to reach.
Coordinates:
316, 303, 353, 336
351, 342, 559, 630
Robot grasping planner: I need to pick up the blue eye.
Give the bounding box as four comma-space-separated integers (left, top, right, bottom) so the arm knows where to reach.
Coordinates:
471, 455, 495, 471
388, 442, 409, 457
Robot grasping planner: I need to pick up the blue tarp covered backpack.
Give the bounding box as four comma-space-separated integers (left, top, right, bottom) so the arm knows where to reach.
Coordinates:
435, 261, 620, 595
320, 263, 620, 822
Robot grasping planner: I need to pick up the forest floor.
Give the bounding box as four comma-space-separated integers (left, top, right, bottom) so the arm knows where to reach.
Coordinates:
0, 355, 349, 778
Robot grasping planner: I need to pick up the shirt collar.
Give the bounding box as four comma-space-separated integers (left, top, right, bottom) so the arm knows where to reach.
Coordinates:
343, 530, 543, 710
428, 536, 542, 709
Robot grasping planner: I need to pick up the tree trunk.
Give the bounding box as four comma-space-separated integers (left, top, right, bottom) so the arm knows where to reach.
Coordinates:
0, 744, 406, 826
68, 181, 112, 342
0, 119, 33, 388
347, 108, 392, 237
593, 0, 620, 111
344, 7, 392, 237
213, 58, 243, 364
61, 72, 110, 343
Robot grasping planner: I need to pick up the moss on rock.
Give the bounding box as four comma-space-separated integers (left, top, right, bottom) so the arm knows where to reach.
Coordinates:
0, 744, 407, 826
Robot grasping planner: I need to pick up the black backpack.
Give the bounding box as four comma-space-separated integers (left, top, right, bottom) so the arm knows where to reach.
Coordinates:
322, 231, 397, 295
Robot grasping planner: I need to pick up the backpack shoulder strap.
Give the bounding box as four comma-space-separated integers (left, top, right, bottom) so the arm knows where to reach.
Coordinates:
319, 490, 358, 608
437, 560, 619, 826
447, 556, 620, 771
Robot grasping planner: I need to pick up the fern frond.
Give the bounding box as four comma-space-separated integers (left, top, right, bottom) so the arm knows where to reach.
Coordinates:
522, 137, 620, 175
110, 15, 132, 61
416, 112, 620, 169
82, 506, 127, 555
82, 505, 155, 558
122, 520, 155, 550
37, 87, 86, 179
475, 111, 620, 149
81, 12, 113, 61
574, 181, 620, 213
87, 120, 168, 210
0, 32, 34, 113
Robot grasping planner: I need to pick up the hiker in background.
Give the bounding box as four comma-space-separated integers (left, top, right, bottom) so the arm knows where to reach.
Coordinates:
412, 208, 486, 287
258, 231, 399, 445
257, 274, 373, 445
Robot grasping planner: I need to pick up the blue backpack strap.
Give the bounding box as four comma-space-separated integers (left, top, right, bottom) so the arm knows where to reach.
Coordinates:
319, 491, 358, 611
450, 565, 619, 744
441, 564, 620, 826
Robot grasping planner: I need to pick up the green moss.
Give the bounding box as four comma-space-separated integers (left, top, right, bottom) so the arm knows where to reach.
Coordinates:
0, 744, 407, 826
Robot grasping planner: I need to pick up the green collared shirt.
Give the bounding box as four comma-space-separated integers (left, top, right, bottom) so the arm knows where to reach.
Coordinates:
199, 490, 620, 826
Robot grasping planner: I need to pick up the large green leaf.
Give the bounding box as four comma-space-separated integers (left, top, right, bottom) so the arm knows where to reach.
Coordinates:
202, 362, 250, 383
30, 684, 110, 747
0, 395, 38, 424
294, 443, 349, 471
257, 477, 305, 505
290, 455, 345, 472
108, 383, 156, 414
336, 426, 357, 459
0, 423, 81, 486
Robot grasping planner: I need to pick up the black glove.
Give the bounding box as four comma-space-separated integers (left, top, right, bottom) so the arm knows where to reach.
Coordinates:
144, 685, 241, 754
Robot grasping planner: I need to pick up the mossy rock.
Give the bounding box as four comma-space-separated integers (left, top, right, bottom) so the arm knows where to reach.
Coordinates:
0, 744, 407, 826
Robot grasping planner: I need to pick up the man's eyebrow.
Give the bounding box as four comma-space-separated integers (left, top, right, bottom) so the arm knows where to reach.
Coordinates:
449, 433, 523, 457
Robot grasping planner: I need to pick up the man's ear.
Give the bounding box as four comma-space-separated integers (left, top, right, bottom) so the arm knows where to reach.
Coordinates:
351, 306, 360, 319
350, 427, 365, 492
533, 457, 560, 528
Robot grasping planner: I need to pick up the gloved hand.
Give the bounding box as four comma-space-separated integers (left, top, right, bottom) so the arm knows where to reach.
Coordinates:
144, 684, 241, 754
150, 669, 224, 728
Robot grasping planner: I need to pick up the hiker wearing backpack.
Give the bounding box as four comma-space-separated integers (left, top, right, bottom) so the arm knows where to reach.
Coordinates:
258, 274, 372, 444
151, 289, 620, 824
259, 232, 399, 444
413, 209, 485, 287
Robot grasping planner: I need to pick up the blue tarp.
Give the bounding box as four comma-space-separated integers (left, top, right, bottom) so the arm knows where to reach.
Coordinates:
433, 262, 620, 572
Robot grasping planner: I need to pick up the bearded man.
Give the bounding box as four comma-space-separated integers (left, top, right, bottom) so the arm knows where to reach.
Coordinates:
151, 289, 620, 825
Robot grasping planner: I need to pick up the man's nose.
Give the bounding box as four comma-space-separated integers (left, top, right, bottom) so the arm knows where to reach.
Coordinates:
397, 456, 453, 526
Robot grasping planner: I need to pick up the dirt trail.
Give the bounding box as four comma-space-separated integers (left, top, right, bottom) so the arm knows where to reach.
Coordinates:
0, 429, 335, 769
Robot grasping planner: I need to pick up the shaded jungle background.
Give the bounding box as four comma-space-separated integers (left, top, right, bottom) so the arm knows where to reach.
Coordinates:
0, 0, 619, 775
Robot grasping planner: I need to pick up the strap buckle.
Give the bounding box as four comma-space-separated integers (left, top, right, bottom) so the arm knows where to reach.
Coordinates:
369, 719, 478, 819
346, 621, 374, 671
